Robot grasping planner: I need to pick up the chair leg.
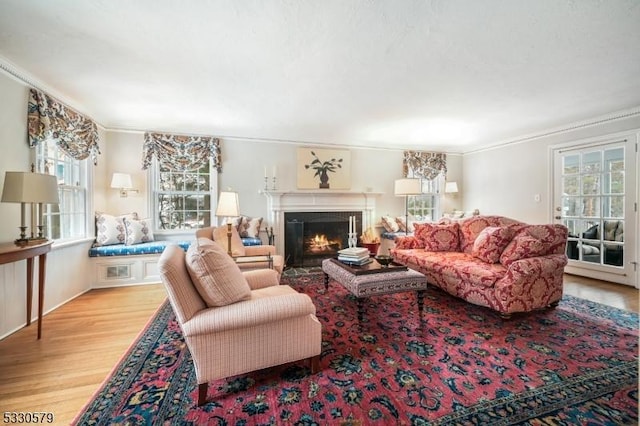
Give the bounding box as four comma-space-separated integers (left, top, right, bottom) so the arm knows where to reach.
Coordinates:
310, 355, 320, 374
197, 382, 208, 406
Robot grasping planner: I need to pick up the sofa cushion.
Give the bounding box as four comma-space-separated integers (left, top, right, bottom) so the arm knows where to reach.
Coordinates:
212, 225, 246, 256
124, 217, 155, 245
500, 235, 548, 266
458, 215, 523, 253
472, 226, 515, 263
414, 222, 460, 252
185, 238, 251, 307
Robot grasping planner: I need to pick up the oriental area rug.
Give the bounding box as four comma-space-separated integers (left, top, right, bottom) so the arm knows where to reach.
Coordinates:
73, 273, 639, 425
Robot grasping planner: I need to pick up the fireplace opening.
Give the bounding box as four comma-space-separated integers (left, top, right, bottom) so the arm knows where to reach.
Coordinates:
284, 211, 362, 267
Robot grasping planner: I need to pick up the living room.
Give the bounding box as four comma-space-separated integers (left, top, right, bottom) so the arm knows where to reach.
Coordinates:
0, 1, 638, 424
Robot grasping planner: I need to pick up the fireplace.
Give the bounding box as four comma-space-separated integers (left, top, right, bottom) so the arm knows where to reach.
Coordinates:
285, 211, 362, 267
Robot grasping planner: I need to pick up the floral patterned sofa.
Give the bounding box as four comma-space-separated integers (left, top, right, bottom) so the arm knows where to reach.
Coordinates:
390, 215, 568, 317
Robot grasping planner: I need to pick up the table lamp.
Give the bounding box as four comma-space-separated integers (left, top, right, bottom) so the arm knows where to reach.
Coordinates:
2, 170, 60, 245
215, 191, 240, 256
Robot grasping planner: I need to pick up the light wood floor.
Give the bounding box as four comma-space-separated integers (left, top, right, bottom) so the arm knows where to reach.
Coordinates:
0, 275, 637, 425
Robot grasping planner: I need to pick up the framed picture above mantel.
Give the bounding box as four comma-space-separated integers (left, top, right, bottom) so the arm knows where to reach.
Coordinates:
297, 147, 351, 190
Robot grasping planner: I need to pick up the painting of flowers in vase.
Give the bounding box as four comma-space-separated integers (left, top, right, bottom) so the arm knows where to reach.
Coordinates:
297, 147, 351, 189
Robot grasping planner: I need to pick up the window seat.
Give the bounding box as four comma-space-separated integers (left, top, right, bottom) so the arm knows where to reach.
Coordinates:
88, 238, 264, 288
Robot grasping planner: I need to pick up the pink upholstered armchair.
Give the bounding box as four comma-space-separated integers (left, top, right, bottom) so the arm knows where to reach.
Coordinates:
158, 242, 321, 406
196, 226, 285, 277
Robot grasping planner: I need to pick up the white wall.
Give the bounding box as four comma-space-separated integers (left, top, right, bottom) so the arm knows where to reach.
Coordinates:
463, 115, 640, 224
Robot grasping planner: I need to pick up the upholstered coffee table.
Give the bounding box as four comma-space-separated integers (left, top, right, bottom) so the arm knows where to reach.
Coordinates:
321, 258, 428, 321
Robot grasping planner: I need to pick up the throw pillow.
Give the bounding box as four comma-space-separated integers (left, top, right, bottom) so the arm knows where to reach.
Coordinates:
185, 238, 251, 307
239, 216, 263, 238
472, 226, 515, 263
414, 222, 460, 252
395, 217, 407, 232
381, 216, 399, 233
94, 212, 138, 246
212, 224, 246, 256
123, 217, 155, 245
500, 235, 548, 266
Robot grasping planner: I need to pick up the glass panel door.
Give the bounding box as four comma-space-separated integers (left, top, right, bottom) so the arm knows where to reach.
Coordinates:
554, 137, 636, 286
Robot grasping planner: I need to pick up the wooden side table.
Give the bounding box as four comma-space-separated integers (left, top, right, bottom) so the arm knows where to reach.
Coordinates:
0, 240, 53, 339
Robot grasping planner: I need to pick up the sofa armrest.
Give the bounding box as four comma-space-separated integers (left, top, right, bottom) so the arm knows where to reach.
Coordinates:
496, 254, 567, 300
394, 236, 424, 249
244, 245, 276, 256
182, 292, 316, 336
243, 269, 280, 290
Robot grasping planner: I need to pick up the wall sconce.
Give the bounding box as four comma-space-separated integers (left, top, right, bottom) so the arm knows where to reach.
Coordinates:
111, 173, 138, 197
1, 170, 60, 245
215, 191, 240, 256
445, 181, 459, 195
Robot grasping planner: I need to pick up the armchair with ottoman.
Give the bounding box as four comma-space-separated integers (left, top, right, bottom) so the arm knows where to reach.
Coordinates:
158, 239, 321, 406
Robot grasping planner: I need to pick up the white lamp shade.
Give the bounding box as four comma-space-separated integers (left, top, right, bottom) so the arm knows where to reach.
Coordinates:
1, 171, 59, 204
215, 191, 240, 217
110, 173, 133, 189
394, 178, 422, 196
445, 181, 459, 193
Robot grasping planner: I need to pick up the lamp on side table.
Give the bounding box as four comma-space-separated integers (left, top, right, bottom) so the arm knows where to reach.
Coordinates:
215, 191, 240, 256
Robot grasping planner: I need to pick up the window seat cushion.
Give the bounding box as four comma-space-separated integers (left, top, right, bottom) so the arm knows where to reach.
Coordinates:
381, 231, 412, 241
241, 237, 263, 246
89, 241, 191, 257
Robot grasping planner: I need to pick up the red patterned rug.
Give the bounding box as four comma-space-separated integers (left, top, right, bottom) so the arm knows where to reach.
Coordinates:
73, 273, 638, 425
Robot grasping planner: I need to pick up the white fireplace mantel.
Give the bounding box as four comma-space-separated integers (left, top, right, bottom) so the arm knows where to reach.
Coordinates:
260, 190, 382, 256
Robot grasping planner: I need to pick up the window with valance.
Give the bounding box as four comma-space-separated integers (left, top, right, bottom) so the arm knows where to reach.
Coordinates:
402, 151, 447, 222
142, 132, 221, 231
27, 89, 101, 165
27, 89, 100, 241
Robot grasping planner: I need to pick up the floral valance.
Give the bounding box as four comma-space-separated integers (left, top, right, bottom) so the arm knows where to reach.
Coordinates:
402, 151, 447, 180
27, 89, 101, 165
142, 132, 222, 172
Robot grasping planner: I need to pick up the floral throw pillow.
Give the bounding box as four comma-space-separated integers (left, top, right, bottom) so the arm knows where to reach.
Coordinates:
381, 216, 400, 233
500, 235, 548, 266
414, 222, 460, 252
124, 217, 155, 245
472, 226, 515, 263
94, 212, 138, 246
239, 216, 263, 238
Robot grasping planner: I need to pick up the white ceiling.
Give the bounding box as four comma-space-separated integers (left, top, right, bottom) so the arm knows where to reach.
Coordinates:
1, 0, 639, 153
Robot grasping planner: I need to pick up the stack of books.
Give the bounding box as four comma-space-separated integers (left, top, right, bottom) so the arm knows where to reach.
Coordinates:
337, 247, 372, 266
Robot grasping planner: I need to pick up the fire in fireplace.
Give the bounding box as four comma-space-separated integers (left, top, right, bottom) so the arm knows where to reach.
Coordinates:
284, 211, 362, 267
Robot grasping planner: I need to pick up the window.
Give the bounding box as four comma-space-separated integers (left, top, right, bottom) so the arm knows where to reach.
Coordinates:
35, 138, 88, 240
153, 161, 213, 230
407, 175, 441, 222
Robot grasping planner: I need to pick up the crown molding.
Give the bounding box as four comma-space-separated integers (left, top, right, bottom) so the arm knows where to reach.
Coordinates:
464, 107, 640, 155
